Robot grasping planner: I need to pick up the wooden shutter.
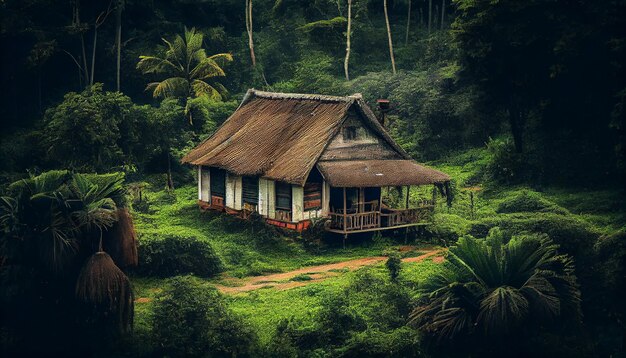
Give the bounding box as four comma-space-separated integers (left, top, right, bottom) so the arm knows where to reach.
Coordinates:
275, 182, 292, 210
210, 168, 226, 197
303, 182, 321, 210
242, 176, 259, 204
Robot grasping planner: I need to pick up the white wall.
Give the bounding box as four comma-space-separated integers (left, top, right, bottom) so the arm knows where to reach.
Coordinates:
292, 185, 304, 222
258, 178, 276, 219
200, 167, 210, 202
225, 174, 242, 210
322, 180, 330, 216
197, 166, 202, 200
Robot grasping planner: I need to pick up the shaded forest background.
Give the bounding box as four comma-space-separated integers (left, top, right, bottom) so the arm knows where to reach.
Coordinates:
1, 0, 625, 188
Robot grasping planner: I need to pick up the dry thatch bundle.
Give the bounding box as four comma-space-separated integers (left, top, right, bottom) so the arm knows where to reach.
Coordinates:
75, 251, 134, 333
103, 208, 138, 268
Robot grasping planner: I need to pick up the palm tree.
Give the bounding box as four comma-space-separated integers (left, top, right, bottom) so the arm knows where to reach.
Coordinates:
137, 27, 232, 101
0, 171, 136, 343
409, 228, 581, 353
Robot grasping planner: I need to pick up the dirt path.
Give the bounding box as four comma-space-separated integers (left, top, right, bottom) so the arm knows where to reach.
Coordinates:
215, 248, 443, 294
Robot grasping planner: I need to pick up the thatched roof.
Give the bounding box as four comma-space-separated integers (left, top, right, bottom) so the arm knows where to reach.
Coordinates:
317, 160, 450, 187
182, 89, 413, 186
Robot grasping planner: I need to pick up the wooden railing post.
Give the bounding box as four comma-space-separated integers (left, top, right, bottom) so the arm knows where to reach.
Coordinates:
343, 187, 347, 233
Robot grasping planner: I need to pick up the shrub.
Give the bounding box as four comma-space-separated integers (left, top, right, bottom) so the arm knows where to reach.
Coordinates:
267, 269, 415, 356
151, 276, 257, 357
484, 137, 530, 184
496, 190, 569, 215
427, 213, 471, 245
385, 252, 402, 283
469, 212, 598, 259
137, 233, 222, 277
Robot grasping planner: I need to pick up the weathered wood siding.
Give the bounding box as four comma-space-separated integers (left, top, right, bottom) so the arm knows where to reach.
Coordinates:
226, 174, 242, 210
319, 111, 402, 161
200, 166, 210, 202
259, 178, 276, 219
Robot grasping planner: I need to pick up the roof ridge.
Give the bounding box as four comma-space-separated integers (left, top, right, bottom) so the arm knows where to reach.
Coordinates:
249, 89, 362, 103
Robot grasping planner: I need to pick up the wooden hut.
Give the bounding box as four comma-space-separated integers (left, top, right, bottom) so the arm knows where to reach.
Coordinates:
182, 89, 450, 234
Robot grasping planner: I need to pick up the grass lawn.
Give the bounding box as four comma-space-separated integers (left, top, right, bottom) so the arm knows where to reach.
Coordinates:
132, 258, 444, 346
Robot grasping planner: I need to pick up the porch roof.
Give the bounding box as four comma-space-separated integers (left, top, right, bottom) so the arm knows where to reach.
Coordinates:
316, 160, 450, 187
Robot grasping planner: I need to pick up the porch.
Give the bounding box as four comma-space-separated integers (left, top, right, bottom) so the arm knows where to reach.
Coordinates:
325, 186, 436, 234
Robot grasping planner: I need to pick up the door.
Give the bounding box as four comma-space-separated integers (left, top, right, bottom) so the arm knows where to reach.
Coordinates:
210, 167, 226, 204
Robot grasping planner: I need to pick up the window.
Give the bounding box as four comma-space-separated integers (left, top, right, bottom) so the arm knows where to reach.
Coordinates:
275, 182, 292, 210
342, 126, 357, 141
242, 176, 259, 204
210, 167, 226, 197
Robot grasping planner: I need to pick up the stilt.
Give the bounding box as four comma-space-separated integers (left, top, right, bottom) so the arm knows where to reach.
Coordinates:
404, 227, 408, 244
343, 233, 347, 249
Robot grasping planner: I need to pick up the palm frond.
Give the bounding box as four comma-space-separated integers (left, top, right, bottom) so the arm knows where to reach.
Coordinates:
190, 57, 226, 80
191, 80, 222, 100
149, 77, 189, 99
136, 56, 182, 76
477, 286, 529, 333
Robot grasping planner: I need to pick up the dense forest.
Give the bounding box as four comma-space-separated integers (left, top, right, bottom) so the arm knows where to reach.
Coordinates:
1, 0, 625, 357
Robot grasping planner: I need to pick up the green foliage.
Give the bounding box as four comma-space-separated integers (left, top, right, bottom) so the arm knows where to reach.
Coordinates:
385, 252, 402, 283
484, 137, 531, 184
496, 190, 569, 215
137, 233, 222, 278
351, 70, 487, 160
298, 17, 347, 32
411, 228, 581, 356
151, 276, 257, 357
43, 84, 149, 172
469, 212, 598, 259
267, 268, 417, 356
272, 52, 345, 95
137, 27, 233, 101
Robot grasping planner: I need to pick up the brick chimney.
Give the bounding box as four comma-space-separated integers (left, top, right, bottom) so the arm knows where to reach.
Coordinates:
376, 99, 390, 126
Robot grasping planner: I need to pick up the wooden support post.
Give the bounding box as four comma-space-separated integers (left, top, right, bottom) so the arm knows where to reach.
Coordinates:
405, 186, 410, 209
343, 187, 347, 234
378, 187, 383, 227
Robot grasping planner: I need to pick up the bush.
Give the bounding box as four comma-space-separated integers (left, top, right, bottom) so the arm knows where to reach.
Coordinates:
385, 252, 402, 283
267, 268, 415, 356
484, 137, 531, 184
496, 190, 569, 215
427, 213, 471, 245
137, 233, 222, 277
469, 212, 598, 259
151, 276, 257, 357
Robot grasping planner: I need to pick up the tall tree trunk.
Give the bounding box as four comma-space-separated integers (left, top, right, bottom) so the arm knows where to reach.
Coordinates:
428, 0, 432, 35
90, 26, 97, 85
73, 0, 89, 87
80, 36, 89, 87
166, 151, 174, 191
344, 0, 352, 81
115, 0, 123, 92
404, 0, 411, 46
440, 0, 445, 30
245, 0, 256, 67
383, 0, 396, 74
